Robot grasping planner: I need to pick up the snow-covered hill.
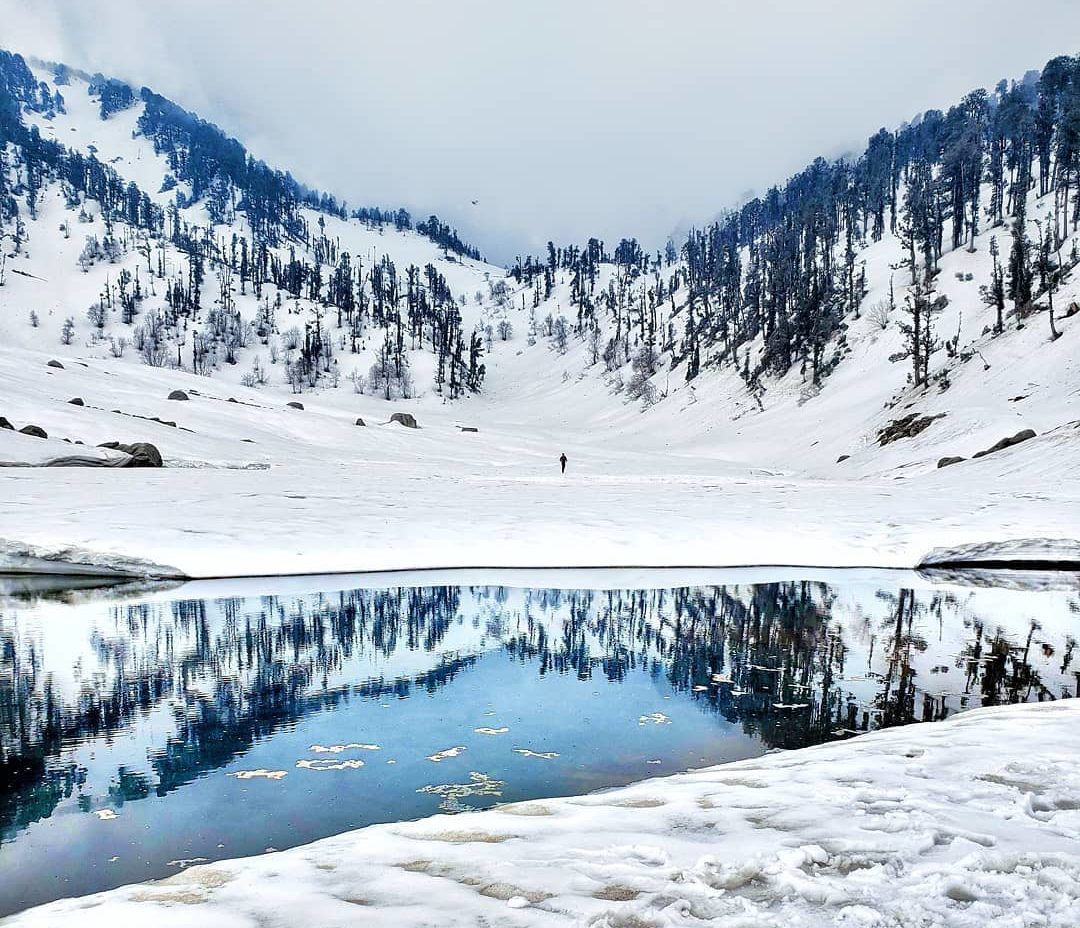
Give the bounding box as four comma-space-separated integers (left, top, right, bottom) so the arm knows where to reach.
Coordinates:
1, 50, 1079, 576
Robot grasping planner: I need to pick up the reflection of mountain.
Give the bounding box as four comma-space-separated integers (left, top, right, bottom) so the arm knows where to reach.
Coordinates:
1, 579, 1076, 841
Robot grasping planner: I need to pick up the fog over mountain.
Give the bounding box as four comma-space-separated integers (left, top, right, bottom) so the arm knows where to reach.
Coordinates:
2, 0, 1079, 262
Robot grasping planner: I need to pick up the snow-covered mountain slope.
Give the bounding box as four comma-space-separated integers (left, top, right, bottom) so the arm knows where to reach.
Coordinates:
1, 51, 1079, 576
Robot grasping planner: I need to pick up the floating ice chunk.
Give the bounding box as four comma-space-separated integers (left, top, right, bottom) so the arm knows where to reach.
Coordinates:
417, 772, 505, 811
297, 758, 365, 771
474, 727, 509, 735
228, 769, 287, 780
93, 809, 119, 821
512, 748, 559, 760
638, 712, 671, 725
426, 746, 467, 762
309, 743, 380, 753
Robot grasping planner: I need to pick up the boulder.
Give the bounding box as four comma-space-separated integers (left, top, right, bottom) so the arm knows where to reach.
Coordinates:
390, 412, 418, 429
47, 359, 64, 370
972, 429, 1037, 460
355, 418, 366, 427
287, 401, 305, 410
227, 397, 239, 404
168, 390, 189, 401
122, 442, 164, 468
68, 397, 85, 406
19, 425, 48, 439
937, 456, 966, 469
460, 426, 479, 433
836, 454, 850, 463
97, 441, 164, 468
0, 417, 13, 430
877, 412, 945, 446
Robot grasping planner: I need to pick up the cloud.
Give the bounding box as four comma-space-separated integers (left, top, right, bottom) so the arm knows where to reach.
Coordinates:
3, 0, 1080, 263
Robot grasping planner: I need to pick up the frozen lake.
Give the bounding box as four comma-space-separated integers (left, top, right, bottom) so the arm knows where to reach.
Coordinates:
0, 568, 1075, 915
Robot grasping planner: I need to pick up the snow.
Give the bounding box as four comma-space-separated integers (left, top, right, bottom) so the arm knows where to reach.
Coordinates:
1, 61, 1079, 928
1, 327, 1078, 578
5, 699, 1077, 927
1, 65, 1079, 578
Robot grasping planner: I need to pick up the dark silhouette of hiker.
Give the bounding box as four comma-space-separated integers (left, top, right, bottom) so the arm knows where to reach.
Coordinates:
560, 453, 568, 474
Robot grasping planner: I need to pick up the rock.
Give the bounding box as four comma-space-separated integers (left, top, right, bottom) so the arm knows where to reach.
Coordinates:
19, 425, 48, 439
877, 412, 946, 446
836, 454, 850, 463
390, 412, 418, 429
287, 401, 305, 410
1067, 302, 1080, 318
121, 442, 164, 468
150, 417, 177, 428
47, 359, 64, 370
355, 418, 366, 427
0, 417, 13, 430
460, 426, 479, 433
168, 390, 189, 401
972, 429, 1037, 460
97, 441, 164, 468
42, 455, 128, 468
227, 397, 239, 404
68, 397, 85, 406
937, 456, 966, 469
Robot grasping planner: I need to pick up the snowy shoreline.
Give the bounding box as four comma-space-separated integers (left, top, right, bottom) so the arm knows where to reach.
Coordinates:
3, 552, 1080, 582
3, 455, 1079, 581
5, 700, 1078, 927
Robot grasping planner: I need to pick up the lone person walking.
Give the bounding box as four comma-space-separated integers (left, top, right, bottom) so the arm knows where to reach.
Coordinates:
559, 452, 568, 475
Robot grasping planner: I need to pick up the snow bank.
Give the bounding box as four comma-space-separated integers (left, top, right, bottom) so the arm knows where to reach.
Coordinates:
0, 429, 126, 467
6, 700, 1077, 927
920, 538, 1080, 568
0, 537, 184, 579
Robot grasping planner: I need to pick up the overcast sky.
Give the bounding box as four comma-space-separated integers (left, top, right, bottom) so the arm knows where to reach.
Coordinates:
3, 1, 1080, 263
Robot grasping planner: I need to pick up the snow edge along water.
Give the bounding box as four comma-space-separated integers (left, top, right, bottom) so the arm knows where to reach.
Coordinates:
3, 536, 1080, 580
3, 699, 1078, 927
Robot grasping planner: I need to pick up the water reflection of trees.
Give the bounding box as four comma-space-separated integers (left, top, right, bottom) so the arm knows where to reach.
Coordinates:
1, 581, 1075, 841
503, 583, 1077, 749
1, 587, 465, 840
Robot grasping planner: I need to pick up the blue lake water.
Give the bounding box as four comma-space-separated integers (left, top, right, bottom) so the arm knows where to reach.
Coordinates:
0, 570, 1075, 915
